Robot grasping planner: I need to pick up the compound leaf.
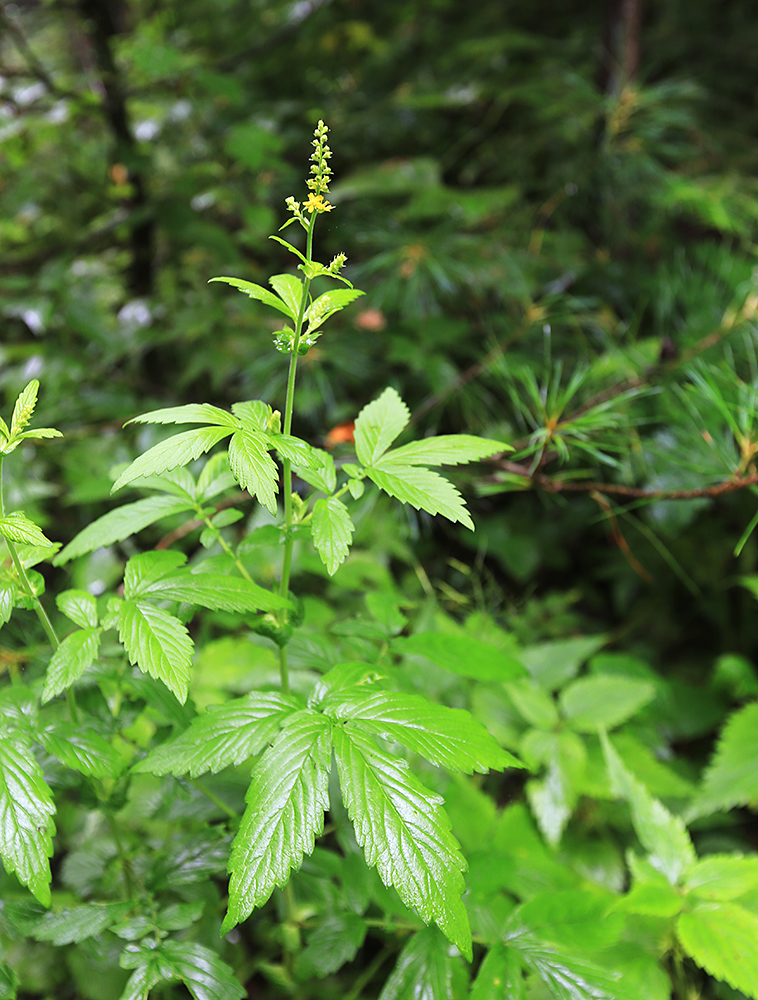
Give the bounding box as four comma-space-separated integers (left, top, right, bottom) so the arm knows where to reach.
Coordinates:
112, 426, 233, 493
41, 627, 100, 703
312, 496, 354, 576
379, 927, 461, 1000
135, 693, 298, 778
143, 568, 289, 614
690, 701, 758, 818
354, 388, 410, 466
156, 940, 245, 1000
223, 711, 332, 930
30, 901, 130, 945
37, 723, 121, 779
326, 690, 519, 773
367, 465, 474, 530
126, 403, 237, 427
677, 901, 758, 1000
685, 853, 758, 900
0, 732, 55, 906
333, 725, 471, 959
0, 513, 51, 547
117, 601, 194, 703
228, 429, 279, 514
381, 435, 509, 467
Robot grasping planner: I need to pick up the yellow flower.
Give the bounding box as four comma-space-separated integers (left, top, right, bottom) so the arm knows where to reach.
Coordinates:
304, 193, 333, 214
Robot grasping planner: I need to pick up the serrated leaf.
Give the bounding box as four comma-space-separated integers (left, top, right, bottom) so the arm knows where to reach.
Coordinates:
41, 627, 100, 703
9, 381, 38, 437
0, 961, 18, 1000
30, 901, 130, 945
601, 730, 695, 884
293, 447, 336, 493
685, 854, 758, 900
367, 464, 474, 529
210, 275, 294, 318
123, 551, 186, 599
127, 403, 237, 427
118, 960, 162, 1000
470, 945, 525, 1000
559, 675, 655, 732
0, 513, 51, 547
689, 701, 758, 818
231, 400, 270, 431
134, 692, 298, 778
379, 927, 461, 1000
0, 733, 55, 906
312, 496, 354, 575
270, 434, 320, 468
54, 495, 194, 564
333, 725, 471, 959
297, 913, 367, 977
394, 632, 526, 682
156, 940, 245, 1000
38, 723, 121, 779
354, 387, 410, 466
269, 273, 304, 319
112, 426, 233, 493
143, 568, 289, 613
677, 901, 758, 1000
379, 435, 509, 468
56, 590, 98, 628
224, 711, 332, 930
511, 891, 623, 951
196, 452, 237, 501
117, 601, 194, 703
305, 288, 365, 332
525, 732, 586, 847
228, 429, 279, 514
326, 690, 520, 773
507, 678, 559, 729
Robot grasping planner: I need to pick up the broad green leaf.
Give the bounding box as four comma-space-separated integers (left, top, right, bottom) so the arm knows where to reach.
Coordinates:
354, 387, 410, 466
470, 945, 525, 1000
305, 288, 365, 332
154, 940, 245, 1000
296, 913, 367, 977
333, 725, 471, 959
196, 452, 237, 501
378, 927, 462, 1000
134, 692, 298, 778
41, 627, 100, 703
293, 447, 336, 494
394, 632, 525, 683
55, 590, 98, 628
112, 426, 233, 493
223, 711, 332, 930
525, 731, 586, 847
312, 496, 354, 575
601, 731, 695, 884
30, 901, 130, 945
269, 273, 304, 318
367, 464, 474, 529
326, 690, 520, 773
510, 890, 623, 951
0, 513, 51, 547
228, 429, 278, 514
209, 275, 294, 319
9, 380, 38, 437
126, 403, 237, 427
559, 675, 656, 731
37, 723, 121, 779
685, 854, 758, 900
379, 435, 509, 467
521, 636, 607, 691
0, 961, 18, 1000
270, 434, 320, 468
689, 701, 758, 818
123, 551, 186, 599
117, 601, 194, 703
118, 959, 162, 1000
506, 678, 559, 729
677, 901, 758, 1000
616, 880, 683, 917
309, 661, 385, 706
143, 568, 289, 613
0, 733, 55, 905
54, 495, 194, 564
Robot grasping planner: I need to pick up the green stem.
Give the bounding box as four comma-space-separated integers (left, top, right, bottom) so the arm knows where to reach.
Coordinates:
199, 511, 254, 582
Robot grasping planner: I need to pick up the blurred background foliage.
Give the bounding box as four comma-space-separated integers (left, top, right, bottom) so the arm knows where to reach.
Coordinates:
2, 0, 758, 665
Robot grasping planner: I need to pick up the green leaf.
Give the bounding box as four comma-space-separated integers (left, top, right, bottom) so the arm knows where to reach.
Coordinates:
293, 447, 336, 493
223, 711, 332, 930
134, 692, 298, 777
269, 273, 304, 319
354, 387, 410, 466
118, 959, 162, 1000
9, 380, 38, 437
689, 701, 758, 818
144, 567, 289, 613
112, 426, 233, 493
123, 551, 186, 598
155, 940, 245, 1000
37, 723, 121, 779
0, 961, 18, 1000
378, 927, 462, 1000
601, 730, 695, 884
209, 276, 294, 319
0, 732, 55, 905
305, 288, 365, 332
56, 590, 98, 628
312, 496, 354, 575
380, 435, 509, 467
326, 690, 520, 773
524, 731, 587, 847
30, 901, 130, 945
367, 464, 474, 529
228, 429, 279, 514
685, 854, 758, 900
677, 901, 758, 1000
333, 725, 471, 959
41, 627, 100, 703
126, 403, 237, 427
510, 890, 623, 951
617, 880, 683, 917
0, 513, 51, 547
470, 945, 525, 1000
521, 636, 607, 691
270, 434, 320, 468
117, 601, 194, 703
297, 913, 367, 977
506, 678, 559, 729
559, 675, 656, 732
54, 495, 195, 564
394, 632, 526, 682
